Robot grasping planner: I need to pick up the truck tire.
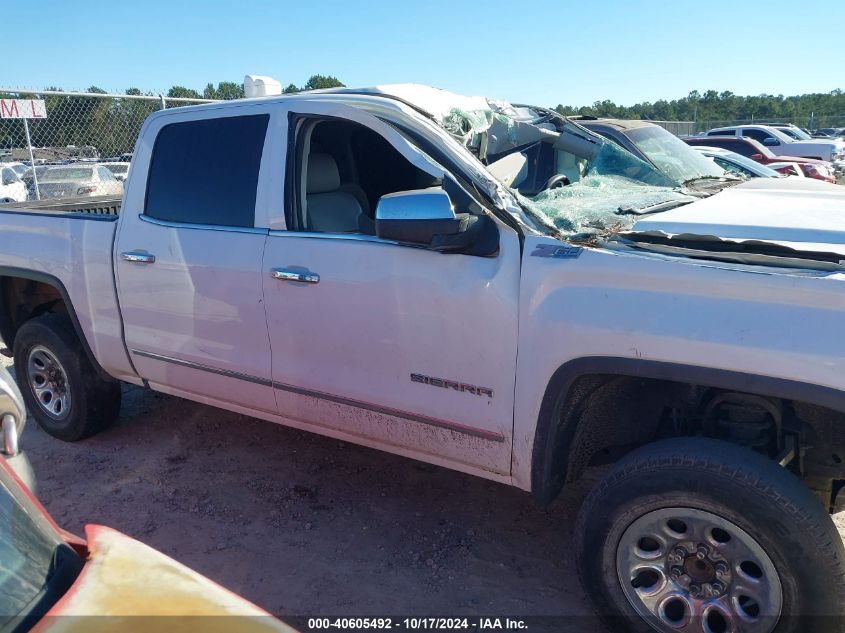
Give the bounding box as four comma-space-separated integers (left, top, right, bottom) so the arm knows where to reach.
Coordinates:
575, 437, 845, 633
13, 314, 121, 441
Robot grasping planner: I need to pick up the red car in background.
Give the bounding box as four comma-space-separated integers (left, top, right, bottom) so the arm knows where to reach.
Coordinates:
684, 135, 837, 183
0, 365, 293, 633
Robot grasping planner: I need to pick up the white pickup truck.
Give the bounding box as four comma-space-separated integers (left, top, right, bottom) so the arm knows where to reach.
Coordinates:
704, 124, 845, 171
1, 84, 844, 632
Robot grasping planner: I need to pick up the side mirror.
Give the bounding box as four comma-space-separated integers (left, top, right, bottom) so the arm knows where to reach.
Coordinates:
750, 153, 764, 161
375, 187, 469, 246
0, 365, 25, 457
762, 137, 779, 147
0, 364, 35, 491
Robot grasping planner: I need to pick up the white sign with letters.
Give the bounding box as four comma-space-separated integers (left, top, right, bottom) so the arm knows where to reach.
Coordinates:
0, 99, 47, 119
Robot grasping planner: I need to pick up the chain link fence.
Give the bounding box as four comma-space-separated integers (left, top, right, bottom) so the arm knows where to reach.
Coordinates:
0, 88, 213, 166
648, 121, 697, 137
0, 89, 216, 201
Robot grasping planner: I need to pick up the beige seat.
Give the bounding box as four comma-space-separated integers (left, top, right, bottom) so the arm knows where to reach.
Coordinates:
305, 153, 364, 233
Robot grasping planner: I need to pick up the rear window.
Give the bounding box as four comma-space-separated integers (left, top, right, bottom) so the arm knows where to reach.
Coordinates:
41, 167, 94, 181
705, 138, 754, 156
144, 114, 269, 227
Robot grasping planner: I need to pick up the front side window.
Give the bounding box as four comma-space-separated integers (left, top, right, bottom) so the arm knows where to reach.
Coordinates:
290, 118, 440, 234
742, 129, 777, 145
145, 114, 269, 227
724, 140, 753, 156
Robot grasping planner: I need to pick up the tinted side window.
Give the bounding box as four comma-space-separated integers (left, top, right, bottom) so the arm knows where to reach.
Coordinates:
741, 129, 775, 144
727, 140, 753, 156
713, 157, 753, 177
708, 130, 732, 136
145, 114, 269, 227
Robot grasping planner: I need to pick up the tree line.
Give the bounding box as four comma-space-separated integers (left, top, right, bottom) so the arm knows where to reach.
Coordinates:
4, 80, 843, 159
554, 89, 845, 126
166, 74, 345, 99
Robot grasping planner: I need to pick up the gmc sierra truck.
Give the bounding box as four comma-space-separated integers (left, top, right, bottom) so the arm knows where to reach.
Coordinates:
1, 84, 844, 632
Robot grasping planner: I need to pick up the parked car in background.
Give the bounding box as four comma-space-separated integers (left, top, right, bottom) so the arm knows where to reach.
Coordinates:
100, 161, 131, 182
3, 162, 29, 177
765, 161, 808, 177
813, 127, 845, 139
692, 146, 789, 178
767, 123, 813, 140
20, 166, 47, 200
569, 117, 730, 185
34, 164, 124, 200
702, 124, 845, 167
0, 362, 293, 631
0, 165, 27, 203
684, 136, 837, 183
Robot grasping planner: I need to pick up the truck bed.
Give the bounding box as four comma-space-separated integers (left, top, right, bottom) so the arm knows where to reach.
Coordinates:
0, 194, 136, 382
0, 195, 121, 217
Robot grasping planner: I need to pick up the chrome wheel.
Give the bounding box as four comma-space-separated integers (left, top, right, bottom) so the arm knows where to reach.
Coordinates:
617, 507, 782, 633
27, 345, 71, 420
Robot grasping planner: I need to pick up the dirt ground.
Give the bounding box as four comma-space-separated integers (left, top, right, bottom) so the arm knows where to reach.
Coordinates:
6, 356, 845, 631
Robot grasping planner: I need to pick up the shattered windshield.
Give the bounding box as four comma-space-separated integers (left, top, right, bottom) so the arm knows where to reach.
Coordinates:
512, 140, 695, 238
433, 98, 719, 239
361, 84, 845, 270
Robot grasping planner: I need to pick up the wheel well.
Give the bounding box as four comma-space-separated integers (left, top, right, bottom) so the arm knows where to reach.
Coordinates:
532, 358, 845, 512
0, 276, 68, 353
0, 273, 108, 379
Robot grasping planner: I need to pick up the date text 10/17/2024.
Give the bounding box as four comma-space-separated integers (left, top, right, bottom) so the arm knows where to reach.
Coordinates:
306, 618, 529, 630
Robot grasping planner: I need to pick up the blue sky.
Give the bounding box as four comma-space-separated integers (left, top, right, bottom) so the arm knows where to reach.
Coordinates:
4, 0, 843, 107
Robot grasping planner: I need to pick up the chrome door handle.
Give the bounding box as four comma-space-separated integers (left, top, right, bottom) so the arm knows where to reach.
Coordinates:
121, 251, 156, 264
271, 268, 320, 284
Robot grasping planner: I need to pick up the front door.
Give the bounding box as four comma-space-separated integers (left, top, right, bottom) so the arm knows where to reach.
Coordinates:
261, 103, 520, 475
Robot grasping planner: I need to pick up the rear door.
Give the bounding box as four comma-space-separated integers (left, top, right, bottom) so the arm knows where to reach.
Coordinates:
114, 105, 278, 412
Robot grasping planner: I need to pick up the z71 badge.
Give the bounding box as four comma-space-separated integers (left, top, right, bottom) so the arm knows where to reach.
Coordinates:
411, 373, 493, 398
531, 243, 583, 259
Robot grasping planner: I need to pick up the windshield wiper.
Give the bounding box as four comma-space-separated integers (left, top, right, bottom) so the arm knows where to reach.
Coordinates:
616, 197, 696, 216
682, 174, 743, 186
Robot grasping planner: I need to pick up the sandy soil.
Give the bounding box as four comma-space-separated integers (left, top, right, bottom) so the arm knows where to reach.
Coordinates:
14, 379, 602, 630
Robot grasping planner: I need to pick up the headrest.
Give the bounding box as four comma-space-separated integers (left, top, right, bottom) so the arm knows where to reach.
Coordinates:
306, 153, 340, 194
